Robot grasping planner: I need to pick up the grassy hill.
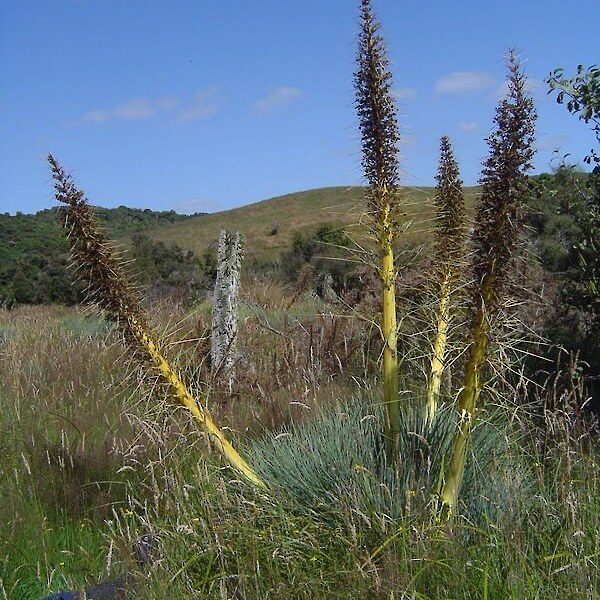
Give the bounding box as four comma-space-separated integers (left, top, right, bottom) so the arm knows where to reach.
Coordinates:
1, 186, 481, 307
137, 185, 481, 262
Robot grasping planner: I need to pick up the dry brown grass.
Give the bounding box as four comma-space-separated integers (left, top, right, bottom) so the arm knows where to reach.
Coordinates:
129, 185, 481, 263
149, 278, 379, 435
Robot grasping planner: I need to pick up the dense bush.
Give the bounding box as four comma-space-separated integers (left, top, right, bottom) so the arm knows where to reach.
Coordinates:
525, 165, 600, 383
129, 233, 216, 304
280, 223, 358, 299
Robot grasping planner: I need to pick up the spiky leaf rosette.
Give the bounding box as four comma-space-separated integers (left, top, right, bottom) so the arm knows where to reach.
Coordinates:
48, 155, 265, 489
354, 0, 401, 224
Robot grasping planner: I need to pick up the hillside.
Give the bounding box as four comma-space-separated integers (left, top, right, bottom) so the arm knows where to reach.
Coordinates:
1, 186, 483, 307
0, 205, 202, 263
138, 185, 481, 261
0, 206, 203, 306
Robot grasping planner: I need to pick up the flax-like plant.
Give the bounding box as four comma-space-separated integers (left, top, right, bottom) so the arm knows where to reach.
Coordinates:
440, 52, 536, 514
426, 136, 466, 421
354, 0, 402, 459
48, 155, 265, 489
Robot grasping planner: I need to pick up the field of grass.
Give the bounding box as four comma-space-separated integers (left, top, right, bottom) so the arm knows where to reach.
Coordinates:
135, 186, 481, 262
1, 284, 598, 599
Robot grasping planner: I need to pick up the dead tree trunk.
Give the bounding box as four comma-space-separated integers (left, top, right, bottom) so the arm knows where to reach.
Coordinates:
211, 230, 243, 391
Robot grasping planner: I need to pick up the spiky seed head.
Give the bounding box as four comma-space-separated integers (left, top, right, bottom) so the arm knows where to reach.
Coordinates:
472, 51, 537, 309
354, 0, 400, 219
48, 154, 149, 343
48, 155, 267, 488
434, 135, 466, 267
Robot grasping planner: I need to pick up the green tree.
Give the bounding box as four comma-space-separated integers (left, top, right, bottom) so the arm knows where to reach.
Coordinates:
546, 64, 600, 375
547, 64, 600, 164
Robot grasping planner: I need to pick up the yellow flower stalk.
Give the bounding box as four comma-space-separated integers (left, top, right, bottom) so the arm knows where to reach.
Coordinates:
427, 272, 451, 418
426, 136, 466, 421
48, 155, 265, 489
440, 52, 536, 514
354, 0, 403, 459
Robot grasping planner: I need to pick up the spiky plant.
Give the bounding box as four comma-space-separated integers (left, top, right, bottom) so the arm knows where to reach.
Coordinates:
47, 155, 265, 489
426, 136, 466, 421
440, 52, 536, 514
354, 0, 402, 459
249, 395, 530, 533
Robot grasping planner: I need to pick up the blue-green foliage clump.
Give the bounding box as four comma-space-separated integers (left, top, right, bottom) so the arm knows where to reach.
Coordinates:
249, 396, 533, 530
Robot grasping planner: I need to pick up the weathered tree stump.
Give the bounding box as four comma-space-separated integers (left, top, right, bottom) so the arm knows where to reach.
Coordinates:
211, 229, 243, 391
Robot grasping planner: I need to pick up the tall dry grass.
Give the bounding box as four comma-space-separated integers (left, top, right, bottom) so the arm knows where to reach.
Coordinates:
1, 292, 598, 599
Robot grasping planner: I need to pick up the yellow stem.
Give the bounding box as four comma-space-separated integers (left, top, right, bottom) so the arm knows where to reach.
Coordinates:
380, 190, 399, 460
129, 315, 266, 489
426, 269, 452, 421
440, 275, 493, 513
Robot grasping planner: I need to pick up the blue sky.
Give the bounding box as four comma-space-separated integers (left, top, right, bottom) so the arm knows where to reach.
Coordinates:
1, 0, 598, 215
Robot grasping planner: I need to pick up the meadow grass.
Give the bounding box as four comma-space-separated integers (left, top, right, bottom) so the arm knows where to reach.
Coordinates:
0, 300, 598, 599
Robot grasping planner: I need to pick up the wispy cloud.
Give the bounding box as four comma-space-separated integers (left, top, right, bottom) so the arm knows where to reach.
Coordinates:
78, 87, 220, 124
254, 86, 302, 114
435, 71, 496, 94
156, 96, 179, 111
177, 86, 220, 123
79, 97, 178, 123
392, 87, 417, 99
458, 121, 480, 133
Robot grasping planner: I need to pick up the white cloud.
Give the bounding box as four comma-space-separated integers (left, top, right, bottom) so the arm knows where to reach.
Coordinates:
254, 86, 302, 113
78, 89, 221, 125
435, 71, 496, 94
156, 96, 180, 111
392, 87, 417, 99
177, 86, 220, 123
80, 98, 160, 123
458, 121, 480, 133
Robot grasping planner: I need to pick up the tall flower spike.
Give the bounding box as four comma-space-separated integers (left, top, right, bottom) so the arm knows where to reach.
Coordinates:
48, 155, 265, 489
440, 51, 536, 515
354, 0, 402, 459
426, 136, 466, 421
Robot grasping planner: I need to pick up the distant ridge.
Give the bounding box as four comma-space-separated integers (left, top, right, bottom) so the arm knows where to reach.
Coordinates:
1, 186, 482, 306
139, 185, 480, 261
0, 205, 202, 265
0, 206, 205, 306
